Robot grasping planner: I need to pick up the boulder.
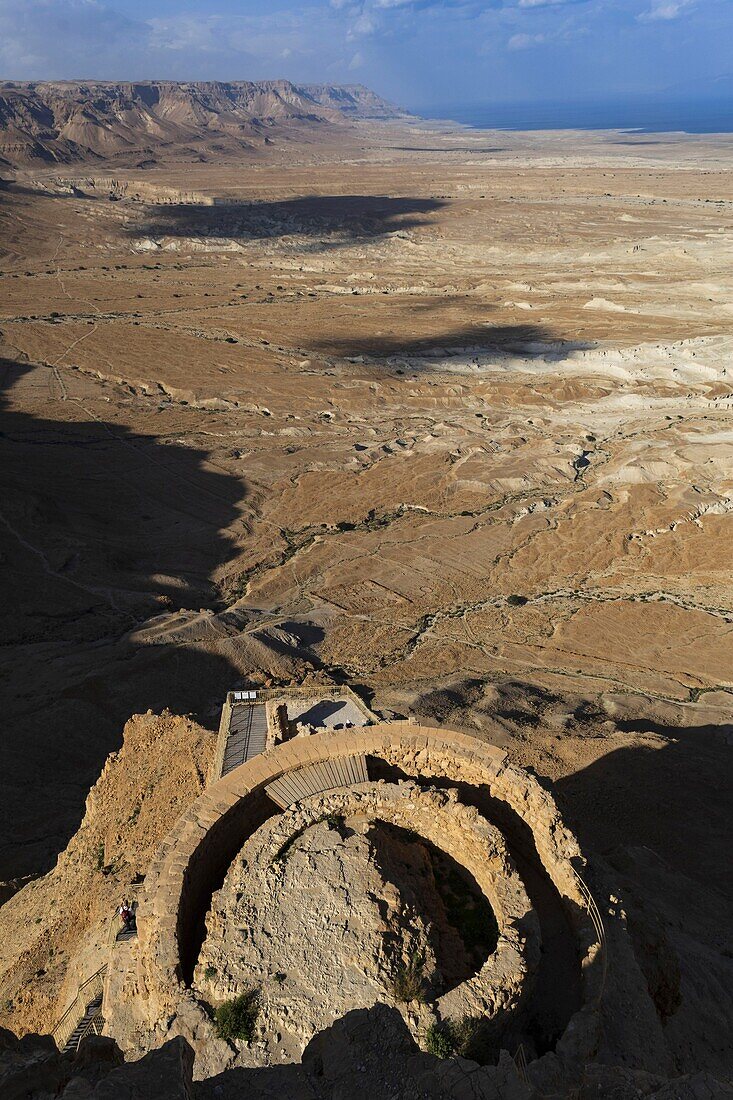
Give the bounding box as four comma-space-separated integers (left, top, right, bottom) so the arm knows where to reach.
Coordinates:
87, 1037, 193, 1099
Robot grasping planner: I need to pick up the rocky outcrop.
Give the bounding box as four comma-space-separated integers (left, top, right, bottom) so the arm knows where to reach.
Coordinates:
111, 722, 605, 1080
192, 780, 538, 1064
0, 713, 214, 1039
2, 1017, 732, 1099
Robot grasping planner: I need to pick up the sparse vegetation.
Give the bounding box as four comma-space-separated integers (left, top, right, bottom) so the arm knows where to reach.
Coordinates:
204, 965, 218, 980
390, 948, 428, 1003
214, 988, 261, 1043
94, 841, 105, 871
431, 853, 498, 962
425, 1021, 455, 1058
424, 1016, 486, 1061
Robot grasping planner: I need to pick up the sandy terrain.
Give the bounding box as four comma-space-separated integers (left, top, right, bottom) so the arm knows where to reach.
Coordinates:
0, 117, 731, 1075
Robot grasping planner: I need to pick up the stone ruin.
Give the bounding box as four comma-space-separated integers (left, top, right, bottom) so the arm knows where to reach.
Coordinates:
97, 720, 609, 1089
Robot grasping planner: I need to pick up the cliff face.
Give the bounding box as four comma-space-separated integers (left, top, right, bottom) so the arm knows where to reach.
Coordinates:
0, 80, 406, 168
0, 712, 214, 1038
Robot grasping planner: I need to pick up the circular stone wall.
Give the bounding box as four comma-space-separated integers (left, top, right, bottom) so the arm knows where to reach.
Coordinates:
127, 722, 604, 1078
191, 780, 541, 1062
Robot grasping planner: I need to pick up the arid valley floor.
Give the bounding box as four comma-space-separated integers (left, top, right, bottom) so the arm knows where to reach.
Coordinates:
1, 105, 732, 1091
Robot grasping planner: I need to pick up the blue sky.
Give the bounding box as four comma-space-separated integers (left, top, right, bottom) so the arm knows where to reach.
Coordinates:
1, 0, 731, 110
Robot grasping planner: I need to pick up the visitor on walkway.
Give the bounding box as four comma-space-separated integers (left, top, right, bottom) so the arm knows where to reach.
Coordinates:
118, 899, 135, 931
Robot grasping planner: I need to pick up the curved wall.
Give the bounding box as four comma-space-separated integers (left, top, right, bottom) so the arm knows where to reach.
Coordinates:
133, 721, 603, 1066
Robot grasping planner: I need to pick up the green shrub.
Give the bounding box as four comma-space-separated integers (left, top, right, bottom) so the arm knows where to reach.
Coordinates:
451, 1016, 483, 1059
424, 1017, 485, 1061
204, 965, 218, 980
425, 1022, 455, 1059
214, 989, 260, 1043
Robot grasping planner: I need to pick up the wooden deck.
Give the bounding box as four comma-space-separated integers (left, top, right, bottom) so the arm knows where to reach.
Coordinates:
221, 703, 268, 776
265, 754, 369, 809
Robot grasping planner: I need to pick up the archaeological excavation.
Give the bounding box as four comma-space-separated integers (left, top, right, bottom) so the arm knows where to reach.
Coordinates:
45, 690, 608, 1086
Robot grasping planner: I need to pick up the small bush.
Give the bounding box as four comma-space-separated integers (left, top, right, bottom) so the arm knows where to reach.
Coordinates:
424, 1017, 485, 1061
451, 1016, 483, 1059
204, 965, 218, 980
214, 989, 260, 1043
425, 1022, 455, 1059
507, 594, 529, 607
94, 842, 105, 871
391, 949, 427, 1003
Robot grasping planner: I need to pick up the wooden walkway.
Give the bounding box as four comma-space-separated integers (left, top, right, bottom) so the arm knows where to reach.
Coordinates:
221, 704, 268, 776
266, 754, 369, 809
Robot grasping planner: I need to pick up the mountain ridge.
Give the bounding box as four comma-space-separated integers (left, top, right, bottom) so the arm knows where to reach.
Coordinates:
0, 79, 408, 168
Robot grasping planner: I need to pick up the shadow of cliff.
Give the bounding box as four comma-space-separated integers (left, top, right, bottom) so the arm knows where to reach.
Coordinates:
197, 1003, 517, 1098
0, 358, 245, 879
556, 719, 733, 895
6, 1004, 530, 1098
126, 194, 447, 246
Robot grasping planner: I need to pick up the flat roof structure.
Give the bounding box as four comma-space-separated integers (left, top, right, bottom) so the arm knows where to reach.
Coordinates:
210, 684, 378, 784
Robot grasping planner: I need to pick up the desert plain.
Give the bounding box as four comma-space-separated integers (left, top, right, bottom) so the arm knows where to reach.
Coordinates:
0, 101, 732, 1079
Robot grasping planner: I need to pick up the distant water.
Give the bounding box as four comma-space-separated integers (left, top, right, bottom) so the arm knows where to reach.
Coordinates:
415, 98, 733, 135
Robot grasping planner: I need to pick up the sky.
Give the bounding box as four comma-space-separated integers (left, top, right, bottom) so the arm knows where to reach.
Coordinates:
1, 0, 732, 111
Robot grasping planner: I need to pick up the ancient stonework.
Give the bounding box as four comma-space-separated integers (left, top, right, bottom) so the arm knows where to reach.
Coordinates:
103, 722, 604, 1081
192, 780, 539, 1063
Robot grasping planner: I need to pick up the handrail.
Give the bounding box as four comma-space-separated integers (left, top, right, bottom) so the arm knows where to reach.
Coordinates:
513, 1043, 530, 1084
73, 1011, 105, 1049
569, 866, 608, 1001
52, 964, 107, 1051
509, 868, 607, 1091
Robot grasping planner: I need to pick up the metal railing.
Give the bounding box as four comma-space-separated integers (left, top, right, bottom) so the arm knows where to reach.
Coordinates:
52, 964, 107, 1051
569, 865, 608, 1001
509, 866, 606, 1091
513, 1042, 530, 1083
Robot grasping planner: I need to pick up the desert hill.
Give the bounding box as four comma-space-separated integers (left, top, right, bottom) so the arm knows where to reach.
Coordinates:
0, 80, 406, 168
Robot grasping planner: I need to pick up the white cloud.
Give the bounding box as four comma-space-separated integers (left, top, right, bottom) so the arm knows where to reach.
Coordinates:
0, 0, 359, 82
0, 0, 146, 78
507, 30, 546, 47
349, 11, 379, 36
516, 0, 589, 7
638, 0, 694, 21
